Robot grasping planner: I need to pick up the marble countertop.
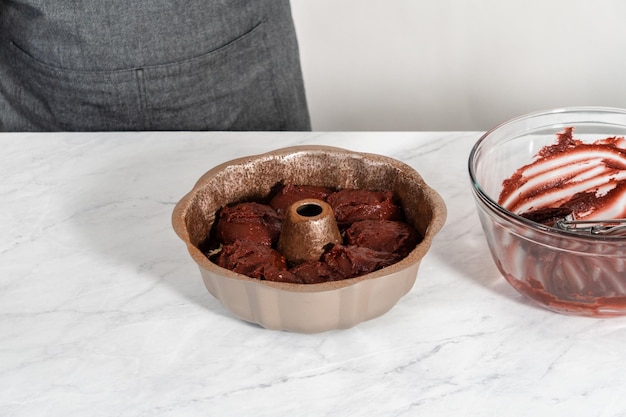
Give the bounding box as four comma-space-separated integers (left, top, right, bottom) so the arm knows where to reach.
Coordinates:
2, 131, 625, 417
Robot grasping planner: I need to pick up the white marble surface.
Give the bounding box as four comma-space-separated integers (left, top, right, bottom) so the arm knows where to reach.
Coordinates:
2, 131, 626, 417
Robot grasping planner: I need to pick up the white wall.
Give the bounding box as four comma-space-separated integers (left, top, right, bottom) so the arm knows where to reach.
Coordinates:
291, 0, 626, 131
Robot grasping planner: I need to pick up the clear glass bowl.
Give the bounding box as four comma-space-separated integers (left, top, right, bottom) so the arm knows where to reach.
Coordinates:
468, 107, 626, 316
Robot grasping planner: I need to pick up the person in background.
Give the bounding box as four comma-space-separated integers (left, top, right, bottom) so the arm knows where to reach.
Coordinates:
0, 0, 310, 131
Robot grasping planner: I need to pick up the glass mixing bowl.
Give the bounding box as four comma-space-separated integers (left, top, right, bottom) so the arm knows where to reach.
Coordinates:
469, 107, 626, 316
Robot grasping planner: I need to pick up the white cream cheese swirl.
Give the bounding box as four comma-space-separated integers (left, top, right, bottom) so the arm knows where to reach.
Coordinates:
499, 127, 626, 221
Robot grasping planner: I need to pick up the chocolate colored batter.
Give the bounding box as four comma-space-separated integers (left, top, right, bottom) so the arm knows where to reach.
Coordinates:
206, 183, 419, 284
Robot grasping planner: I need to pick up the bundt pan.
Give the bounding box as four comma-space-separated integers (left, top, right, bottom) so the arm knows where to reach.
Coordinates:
172, 145, 446, 333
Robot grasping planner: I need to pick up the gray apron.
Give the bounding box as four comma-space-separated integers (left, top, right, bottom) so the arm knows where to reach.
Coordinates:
0, 0, 310, 131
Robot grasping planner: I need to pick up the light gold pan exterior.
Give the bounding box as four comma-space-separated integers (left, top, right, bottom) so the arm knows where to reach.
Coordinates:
172, 145, 446, 333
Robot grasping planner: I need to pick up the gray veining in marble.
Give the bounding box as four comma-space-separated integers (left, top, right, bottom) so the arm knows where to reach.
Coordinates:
1, 132, 625, 417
